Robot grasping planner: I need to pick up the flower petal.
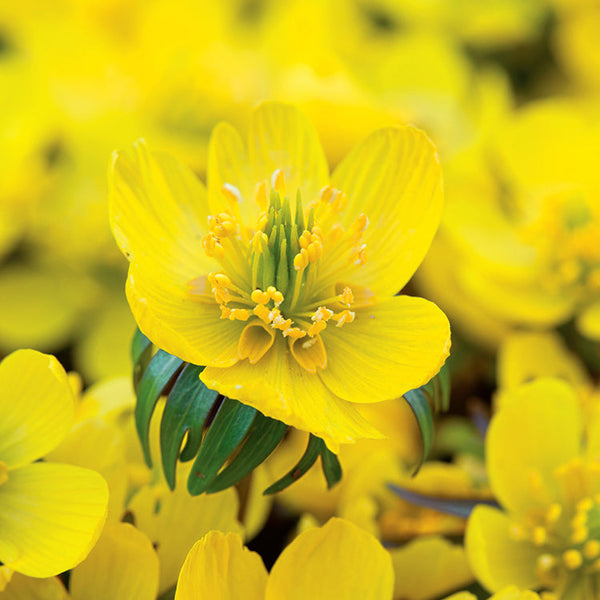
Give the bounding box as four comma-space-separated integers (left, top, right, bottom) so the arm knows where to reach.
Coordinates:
0, 462, 108, 578
319, 296, 450, 404
330, 126, 443, 295
265, 518, 394, 600
487, 378, 582, 515
111, 141, 245, 367
465, 505, 539, 593
126, 266, 246, 367
389, 536, 473, 600
70, 523, 159, 600
174, 531, 267, 600
249, 102, 329, 208
0, 349, 73, 469
200, 337, 385, 453
110, 139, 212, 278
128, 481, 243, 593
207, 121, 255, 222
0, 572, 68, 599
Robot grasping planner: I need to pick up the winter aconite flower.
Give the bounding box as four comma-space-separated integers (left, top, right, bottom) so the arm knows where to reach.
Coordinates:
466, 378, 600, 599
110, 102, 450, 450
0, 349, 108, 579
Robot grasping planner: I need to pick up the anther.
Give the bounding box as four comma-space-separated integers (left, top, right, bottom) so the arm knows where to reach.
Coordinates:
222, 183, 242, 204
341, 287, 354, 306
271, 169, 285, 194
584, 540, 600, 560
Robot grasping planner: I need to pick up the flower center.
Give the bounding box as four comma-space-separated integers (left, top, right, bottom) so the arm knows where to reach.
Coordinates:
188, 170, 370, 372
508, 458, 600, 590
520, 188, 600, 298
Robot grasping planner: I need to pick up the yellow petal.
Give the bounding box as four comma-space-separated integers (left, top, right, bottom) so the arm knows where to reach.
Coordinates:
0, 566, 12, 593
128, 481, 243, 593
126, 265, 246, 367
70, 523, 159, 600
487, 378, 581, 514
457, 261, 574, 326
289, 333, 327, 373
319, 296, 450, 404
576, 299, 600, 341
111, 140, 244, 367
200, 337, 385, 453
465, 505, 539, 593
489, 588, 542, 600
249, 102, 329, 210
207, 121, 255, 222
497, 331, 590, 395
45, 418, 128, 522
389, 536, 473, 600
238, 320, 275, 364
0, 572, 68, 599
110, 139, 211, 277
330, 126, 443, 295
266, 517, 394, 600
174, 531, 267, 600
0, 462, 108, 578
0, 349, 73, 469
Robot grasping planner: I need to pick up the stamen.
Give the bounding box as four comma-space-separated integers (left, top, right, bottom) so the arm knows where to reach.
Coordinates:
271, 168, 285, 194
563, 549, 583, 570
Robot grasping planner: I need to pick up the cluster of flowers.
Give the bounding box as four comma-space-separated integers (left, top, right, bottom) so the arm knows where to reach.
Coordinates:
2, 0, 600, 599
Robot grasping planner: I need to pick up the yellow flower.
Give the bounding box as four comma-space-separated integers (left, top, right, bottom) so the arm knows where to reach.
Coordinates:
0, 349, 108, 578
110, 102, 450, 451
423, 100, 600, 345
466, 377, 600, 599
174, 517, 394, 600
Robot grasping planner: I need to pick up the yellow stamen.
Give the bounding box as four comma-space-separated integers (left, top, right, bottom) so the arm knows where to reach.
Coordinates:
271, 168, 285, 194
533, 526, 547, 546
255, 180, 268, 211
341, 286, 354, 306
333, 309, 355, 327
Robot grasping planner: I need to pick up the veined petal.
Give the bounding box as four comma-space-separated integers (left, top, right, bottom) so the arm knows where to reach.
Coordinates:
174, 531, 267, 600
126, 266, 246, 367
487, 379, 582, 515
249, 102, 329, 210
200, 337, 385, 453
319, 296, 450, 404
70, 523, 159, 600
0, 349, 73, 469
207, 122, 255, 222
330, 126, 443, 295
0, 573, 68, 599
0, 462, 108, 578
111, 140, 246, 367
128, 481, 243, 593
466, 506, 539, 593
110, 139, 213, 279
265, 518, 394, 600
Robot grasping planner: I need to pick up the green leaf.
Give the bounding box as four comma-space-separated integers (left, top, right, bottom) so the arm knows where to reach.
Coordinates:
263, 434, 324, 495
320, 446, 343, 489
187, 398, 257, 495
160, 363, 219, 489
135, 349, 184, 467
131, 329, 153, 393
206, 413, 288, 493
404, 387, 434, 473
423, 363, 450, 413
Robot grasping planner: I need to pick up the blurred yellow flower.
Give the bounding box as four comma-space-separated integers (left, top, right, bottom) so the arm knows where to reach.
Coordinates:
174, 518, 394, 600
446, 586, 542, 600
466, 378, 600, 598
110, 102, 450, 451
423, 100, 600, 346
0, 349, 108, 578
